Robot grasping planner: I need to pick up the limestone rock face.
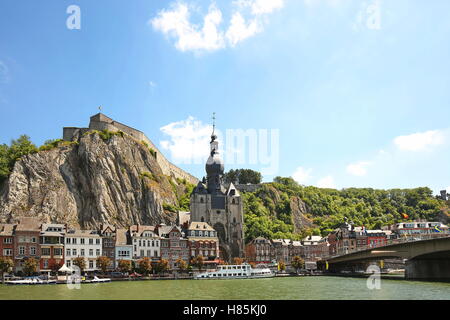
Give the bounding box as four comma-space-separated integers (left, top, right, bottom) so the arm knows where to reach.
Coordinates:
289, 196, 314, 232
0, 132, 189, 228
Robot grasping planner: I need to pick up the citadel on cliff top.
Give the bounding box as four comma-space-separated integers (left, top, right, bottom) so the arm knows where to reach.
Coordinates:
62, 113, 199, 186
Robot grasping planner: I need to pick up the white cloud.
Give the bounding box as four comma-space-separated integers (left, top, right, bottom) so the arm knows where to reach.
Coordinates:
346, 161, 372, 177
316, 175, 336, 188
151, 2, 225, 52
292, 167, 312, 184
226, 13, 260, 47
446, 187, 450, 193
160, 116, 213, 164
393, 130, 445, 152
151, 0, 284, 53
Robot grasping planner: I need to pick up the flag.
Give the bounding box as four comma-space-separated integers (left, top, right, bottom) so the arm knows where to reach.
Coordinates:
402, 213, 409, 219
325, 261, 329, 270
434, 226, 442, 233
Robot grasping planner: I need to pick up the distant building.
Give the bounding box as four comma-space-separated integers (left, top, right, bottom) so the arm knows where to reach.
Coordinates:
157, 225, 189, 269
301, 235, 323, 261
388, 221, 449, 237
0, 224, 15, 261
64, 229, 102, 272
190, 125, 245, 261
40, 223, 66, 272
245, 237, 273, 264
187, 222, 219, 265
100, 224, 116, 268
272, 239, 290, 263
130, 225, 160, 261
14, 217, 41, 273
114, 228, 133, 269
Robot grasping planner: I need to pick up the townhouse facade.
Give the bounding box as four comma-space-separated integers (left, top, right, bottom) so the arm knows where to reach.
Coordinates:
65, 229, 102, 272
130, 225, 160, 261
157, 225, 190, 269
0, 224, 15, 261
14, 217, 41, 273
187, 222, 219, 263
40, 224, 66, 272
114, 228, 133, 269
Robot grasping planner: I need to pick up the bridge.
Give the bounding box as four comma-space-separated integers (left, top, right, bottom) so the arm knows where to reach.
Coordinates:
320, 236, 450, 280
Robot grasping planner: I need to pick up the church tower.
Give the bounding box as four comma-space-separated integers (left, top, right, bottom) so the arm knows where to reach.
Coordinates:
190, 117, 245, 262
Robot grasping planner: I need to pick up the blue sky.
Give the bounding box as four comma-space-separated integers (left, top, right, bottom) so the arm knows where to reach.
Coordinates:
0, 0, 449, 193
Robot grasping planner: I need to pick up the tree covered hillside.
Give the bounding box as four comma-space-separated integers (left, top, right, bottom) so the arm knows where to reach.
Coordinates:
243, 177, 449, 243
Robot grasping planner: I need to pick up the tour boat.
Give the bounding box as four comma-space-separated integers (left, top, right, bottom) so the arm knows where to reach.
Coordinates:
195, 264, 274, 280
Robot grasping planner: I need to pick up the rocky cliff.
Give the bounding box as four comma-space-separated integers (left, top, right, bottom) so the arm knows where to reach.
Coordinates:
0, 131, 193, 228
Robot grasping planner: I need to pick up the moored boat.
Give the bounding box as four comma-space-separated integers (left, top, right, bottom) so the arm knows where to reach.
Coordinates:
195, 264, 274, 280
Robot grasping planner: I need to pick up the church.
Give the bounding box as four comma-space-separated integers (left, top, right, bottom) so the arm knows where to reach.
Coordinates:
189, 125, 245, 262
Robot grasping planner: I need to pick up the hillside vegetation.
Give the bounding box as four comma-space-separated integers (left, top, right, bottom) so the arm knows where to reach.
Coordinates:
243, 177, 449, 243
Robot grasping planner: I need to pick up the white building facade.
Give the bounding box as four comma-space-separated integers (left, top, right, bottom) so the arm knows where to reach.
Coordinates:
65, 230, 102, 272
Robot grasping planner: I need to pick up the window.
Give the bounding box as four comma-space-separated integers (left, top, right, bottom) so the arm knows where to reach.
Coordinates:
41, 248, 50, 256
3, 238, 12, 244
96, 249, 100, 256
96, 239, 100, 245
154, 250, 158, 257
89, 239, 93, 245
118, 250, 130, 258
89, 249, 93, 256
81, 249, 85, 256
72, 249, 77, 256
66, 238, 71, 244
67, 260, 71, 267
89, 260, 94, 269
31, 237, 37, 243
66, 249, 71, 257
19, 236, 25, 243
140, 250, 144, 257
3, 249, 12, 256
147, 250, 151, 257
43, 260, 48, 269
54, 248, 62, 256
30, 246, 36, 256
80, 238, 85, 245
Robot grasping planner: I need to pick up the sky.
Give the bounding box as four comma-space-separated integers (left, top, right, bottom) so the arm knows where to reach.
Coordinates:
0, 0, 450, 194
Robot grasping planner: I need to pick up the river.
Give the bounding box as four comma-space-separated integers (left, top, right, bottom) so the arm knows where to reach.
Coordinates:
0, 276, 449, 300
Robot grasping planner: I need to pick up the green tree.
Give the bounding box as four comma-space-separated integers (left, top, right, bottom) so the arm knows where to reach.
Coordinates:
291, 256, 305, 273
0, 257, 14, 283
175, 258, 188, 273
22, 258, 38, 276
224, 169, 262, 185
117, 260, 132, 274
137, 257, 152, 275
278, 261, 286, 272
191, 255, 205, 271
154, 259, 170, 275
72, 257, 86, 273
96, 256, 112, 274
233, 257, 244, 265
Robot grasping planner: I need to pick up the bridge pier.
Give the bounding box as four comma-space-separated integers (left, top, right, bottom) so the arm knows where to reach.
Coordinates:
405, 259, 450, 281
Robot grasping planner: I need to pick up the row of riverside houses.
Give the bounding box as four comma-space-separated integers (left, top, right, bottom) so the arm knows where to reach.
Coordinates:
245, 220, 450, 266
0, 217, 220, 275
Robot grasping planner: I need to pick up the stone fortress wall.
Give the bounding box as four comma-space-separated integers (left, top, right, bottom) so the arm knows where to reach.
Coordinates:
63, 113, 199, 185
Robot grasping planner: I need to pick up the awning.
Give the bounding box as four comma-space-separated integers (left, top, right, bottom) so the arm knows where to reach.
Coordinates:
58, 264, 72, 273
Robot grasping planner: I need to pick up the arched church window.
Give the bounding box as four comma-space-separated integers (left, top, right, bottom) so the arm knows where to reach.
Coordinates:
201, 217, 204, 222
232, 199, 235, 204
200, 197, 204, 203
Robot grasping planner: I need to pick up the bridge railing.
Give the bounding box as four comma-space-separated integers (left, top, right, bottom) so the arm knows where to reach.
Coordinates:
319, 233, 450, 260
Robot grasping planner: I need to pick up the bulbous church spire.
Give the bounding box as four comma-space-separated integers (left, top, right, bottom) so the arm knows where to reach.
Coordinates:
205, 113, 224, 193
